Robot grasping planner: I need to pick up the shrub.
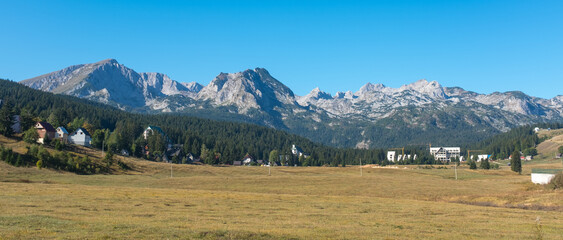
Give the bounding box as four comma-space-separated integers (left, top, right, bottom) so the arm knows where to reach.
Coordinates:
469, 160, 477, 169
547, 172, 563, 189
36, 159, 43, 169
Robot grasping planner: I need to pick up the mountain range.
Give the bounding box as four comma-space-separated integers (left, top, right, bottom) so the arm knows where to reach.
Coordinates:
20, 59, 563, 148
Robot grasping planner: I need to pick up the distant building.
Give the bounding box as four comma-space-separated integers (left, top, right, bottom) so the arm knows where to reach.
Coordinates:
233, 161, 242, 166
242, 154, 255, 166
120, 149, 130, 156
531, 169, 562, 184
34, 122, 56, 144
474, 154, 490, 162
430, 147, 461, 162
143, 125, 172, 149
526, 155, 533, 161
534, 127, 540, 133
387, 151, 396, 162
55, 127, 69, 143
69, 128, 91, 147
292, 144, 307, 157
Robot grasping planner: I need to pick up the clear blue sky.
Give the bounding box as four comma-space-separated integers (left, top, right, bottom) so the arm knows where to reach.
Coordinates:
1, 0, 562, 98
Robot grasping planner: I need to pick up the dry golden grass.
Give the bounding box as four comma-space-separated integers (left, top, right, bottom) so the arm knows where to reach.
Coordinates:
1, 135, 563, 239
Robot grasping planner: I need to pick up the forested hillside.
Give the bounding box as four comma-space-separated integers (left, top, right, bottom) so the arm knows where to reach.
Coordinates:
470, 123, 563, 159
1, 79, 439, 166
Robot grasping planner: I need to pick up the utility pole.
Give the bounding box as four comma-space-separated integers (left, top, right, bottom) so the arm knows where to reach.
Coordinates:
170, 161, 173, 178
360, 158, 363, 177
269, 163, 271, 176
454, 164, 457, 180
101, 139, 105, 158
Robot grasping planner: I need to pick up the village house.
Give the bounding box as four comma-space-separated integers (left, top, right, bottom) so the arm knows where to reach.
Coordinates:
143, 125, 173, 149
34, 122, 56, 144
430, 147, 461, 162
69, 128, 91, 147
471, 154, 490, 162
291, 144, 309, 158
242, 154, 255, 166
55, 126, 69, 143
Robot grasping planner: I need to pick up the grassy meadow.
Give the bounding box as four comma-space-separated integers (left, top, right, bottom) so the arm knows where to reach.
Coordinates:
1, 136, 563, 239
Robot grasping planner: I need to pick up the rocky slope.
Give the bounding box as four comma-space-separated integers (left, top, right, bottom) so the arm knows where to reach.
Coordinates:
20, 59, 563, 148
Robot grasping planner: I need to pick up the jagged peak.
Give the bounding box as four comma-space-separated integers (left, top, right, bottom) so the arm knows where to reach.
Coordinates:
181, 82, 203, 92
95, 58, 119, 65
402, 79, 441, 89
358, 82, 386, 93
306, 87, 332, 99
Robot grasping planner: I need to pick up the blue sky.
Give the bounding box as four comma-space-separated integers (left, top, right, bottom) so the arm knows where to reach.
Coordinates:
1, 0, 562, 98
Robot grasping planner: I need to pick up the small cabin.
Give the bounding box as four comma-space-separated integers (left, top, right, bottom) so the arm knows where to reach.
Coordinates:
55, 126, 69, 143
69, 128, 92, 147
34, 122, 56, 144
242, 154, 255, 166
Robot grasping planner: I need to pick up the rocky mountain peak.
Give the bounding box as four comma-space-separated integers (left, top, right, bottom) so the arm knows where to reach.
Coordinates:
400, 79, 446, 99
297, 87, 333, 106
181, 82, 203, 93
197, 68, 297, 113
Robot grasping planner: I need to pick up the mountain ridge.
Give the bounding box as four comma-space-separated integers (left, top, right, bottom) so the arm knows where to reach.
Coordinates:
19, 59, 563, 148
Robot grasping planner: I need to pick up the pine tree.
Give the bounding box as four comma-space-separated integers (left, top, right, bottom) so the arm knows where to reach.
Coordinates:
0, 100, 14, 137
510, 150, 521, 174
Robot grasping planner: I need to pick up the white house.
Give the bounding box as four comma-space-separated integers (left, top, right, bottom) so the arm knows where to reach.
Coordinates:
55, 126, 69, 143
430, 147, 461, 162
69, 128, 91, 147
387, 151, 396, 162
143, 125, 172, 149
292, 144, 307, 157
531, 169, 562, 184
534, 127, 540, 133
474, 154, 490, 162
242, 154, 254, 166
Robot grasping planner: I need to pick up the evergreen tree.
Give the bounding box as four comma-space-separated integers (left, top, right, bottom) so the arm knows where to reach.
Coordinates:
479, 158, 490, 169
469, 159, 477, 169
510, 150, 522, 174
0, 100, 14, 137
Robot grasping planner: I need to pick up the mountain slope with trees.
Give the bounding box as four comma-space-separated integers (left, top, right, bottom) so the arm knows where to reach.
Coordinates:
3, 78, 431, 166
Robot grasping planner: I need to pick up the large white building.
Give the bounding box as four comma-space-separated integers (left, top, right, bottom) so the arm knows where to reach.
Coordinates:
387, 151, 396, 162
430, 147, 461, 162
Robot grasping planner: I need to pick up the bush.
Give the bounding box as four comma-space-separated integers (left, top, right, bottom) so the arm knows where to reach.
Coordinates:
469, 160, 477, 169
23, 128, 39, 144
547, 172, 563, 189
